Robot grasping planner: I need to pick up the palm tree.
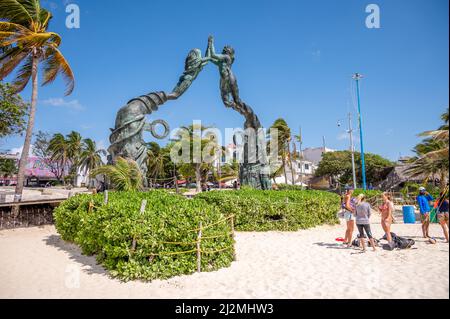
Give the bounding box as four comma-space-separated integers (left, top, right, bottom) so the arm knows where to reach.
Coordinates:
66, 131, 82, 184
406, 108, 449, 190
79, 139, 106, 187
146, 142, 171, 187
0, 1, 74, 206
174, 124, 218, 192
47, 133, 69, 183
90, 157, 143, 192
270, 118, 294, 185
419, 108, 449, 160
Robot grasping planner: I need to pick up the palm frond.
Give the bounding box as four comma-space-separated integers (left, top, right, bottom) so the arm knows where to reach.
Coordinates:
0, 47, 28, 80
91, 157, 143, 192
11, 53, 33, 92
42, 47, 74, 95
0, 0, 33, 26
420, 129, 449, 143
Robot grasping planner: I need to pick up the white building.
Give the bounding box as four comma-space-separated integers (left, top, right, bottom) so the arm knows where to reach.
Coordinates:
301, 147, 336, 165
273, 158, 317, 186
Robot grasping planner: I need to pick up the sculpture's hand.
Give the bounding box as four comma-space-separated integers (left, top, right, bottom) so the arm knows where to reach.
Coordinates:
208, 35, 214, 44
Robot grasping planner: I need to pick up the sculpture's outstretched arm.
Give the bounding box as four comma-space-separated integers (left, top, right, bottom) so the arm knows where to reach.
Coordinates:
207, 35, 226, 63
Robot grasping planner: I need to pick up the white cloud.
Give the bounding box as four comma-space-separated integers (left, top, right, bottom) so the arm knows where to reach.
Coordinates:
10, 145, 34, 157
42, 98, 84, 111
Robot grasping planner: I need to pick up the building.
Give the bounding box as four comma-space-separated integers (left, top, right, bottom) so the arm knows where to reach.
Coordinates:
301, 147, 336, 165
0, 153, 89, 187
273, 158, 316, 186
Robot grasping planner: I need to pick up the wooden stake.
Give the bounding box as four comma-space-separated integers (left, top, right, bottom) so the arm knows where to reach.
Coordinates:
197, 221, 202, 273
103, 190, 108, 205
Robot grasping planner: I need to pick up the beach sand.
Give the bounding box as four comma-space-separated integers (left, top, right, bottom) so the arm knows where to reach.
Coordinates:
0, 218, 448, 299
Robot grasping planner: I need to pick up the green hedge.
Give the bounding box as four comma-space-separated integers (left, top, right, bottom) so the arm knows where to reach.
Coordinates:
196, 189, 340, 231
53, 191, 234, 281
277, 184, 306, 191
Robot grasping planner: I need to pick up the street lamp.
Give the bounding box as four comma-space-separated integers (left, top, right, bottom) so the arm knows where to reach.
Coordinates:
352, 73, 367, 190
337, 113, 357, 189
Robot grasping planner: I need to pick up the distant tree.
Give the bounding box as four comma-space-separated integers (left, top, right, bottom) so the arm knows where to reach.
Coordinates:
33, 131, 51, 158
48, 133, 69, 183
0, 82, 28, 139
33, 130, 64, 182
66, 131, 83, 184
146, 142, 173, 186
270, 118, 294, 184
315, 151, 393, 187
0, 158, 17, 177
406, 107, 449, 189
78, 138, 106, 186
174, 124, 219, 192
0, 1, 75, 206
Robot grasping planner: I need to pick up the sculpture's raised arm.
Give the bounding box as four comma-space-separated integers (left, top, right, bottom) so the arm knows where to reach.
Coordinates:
206, 35, 227, 64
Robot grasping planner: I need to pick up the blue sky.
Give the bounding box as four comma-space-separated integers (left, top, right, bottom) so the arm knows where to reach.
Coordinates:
1, 0, 449, 161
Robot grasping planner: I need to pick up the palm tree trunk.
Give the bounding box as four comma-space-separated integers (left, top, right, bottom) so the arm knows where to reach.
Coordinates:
195, 164, 202, 193
282, 156, 288, 184
288, 144, 295, 185
12, 52, 38, 214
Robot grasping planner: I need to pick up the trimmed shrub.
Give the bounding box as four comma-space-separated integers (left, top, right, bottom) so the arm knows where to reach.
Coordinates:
196, 189, 340, 231
277, 184, 306, 191
54, 190, 234, 281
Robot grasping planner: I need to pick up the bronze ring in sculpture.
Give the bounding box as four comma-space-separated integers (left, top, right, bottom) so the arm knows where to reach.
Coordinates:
149, 119, 170, 139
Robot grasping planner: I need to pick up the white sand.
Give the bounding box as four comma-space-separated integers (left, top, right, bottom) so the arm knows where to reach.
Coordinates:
0, 219, 448, 299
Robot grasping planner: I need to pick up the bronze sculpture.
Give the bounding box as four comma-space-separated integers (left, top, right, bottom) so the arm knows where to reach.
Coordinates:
108, 37, 271, 189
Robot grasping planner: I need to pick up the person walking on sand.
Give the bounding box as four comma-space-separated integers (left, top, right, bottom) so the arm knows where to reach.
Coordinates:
417, 187, 434, 239
355, 194, 377, 252
436, 190, 449, 243
379, 192, 395, 248
342, 187, 356, 247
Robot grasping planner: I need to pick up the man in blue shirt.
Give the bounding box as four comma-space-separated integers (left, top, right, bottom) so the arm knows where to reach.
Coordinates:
417, 187, 434, 238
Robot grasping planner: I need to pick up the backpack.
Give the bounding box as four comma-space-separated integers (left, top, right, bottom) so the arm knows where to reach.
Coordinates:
381, 232, 415, 249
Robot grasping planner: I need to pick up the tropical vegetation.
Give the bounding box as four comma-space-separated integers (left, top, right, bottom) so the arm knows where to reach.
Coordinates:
173, 124, 220, 192
90, 157, 143, 191
0, 157, 17, 177
0, 0, 74, 204
0, 82, 28, 139
53, 190, 234, 281
45, 131, 105, 184
196, 188, 340, 231
270, 118, 295, 185
314, 151, 394, 187
406, 108, 449, 190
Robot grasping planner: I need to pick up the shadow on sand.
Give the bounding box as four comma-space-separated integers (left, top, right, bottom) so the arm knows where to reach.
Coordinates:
312, 242, 354, 250
44, 234, 107, 276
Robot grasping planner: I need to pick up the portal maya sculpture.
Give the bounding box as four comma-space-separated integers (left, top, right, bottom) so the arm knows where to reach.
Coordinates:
108, 36, 271, 189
